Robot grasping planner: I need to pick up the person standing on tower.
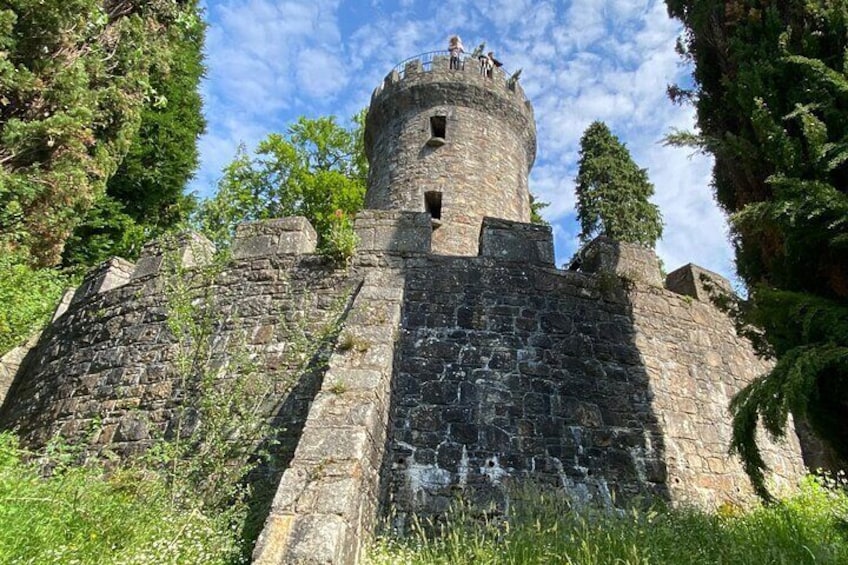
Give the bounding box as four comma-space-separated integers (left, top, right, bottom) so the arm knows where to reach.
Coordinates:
479, 51, 502, 78
448, 35, 464, 70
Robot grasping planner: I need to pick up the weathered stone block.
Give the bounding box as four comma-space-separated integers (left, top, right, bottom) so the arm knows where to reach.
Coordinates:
131, 232, 215, 280
665, 263, 732, 302
52, 287, 77, 322
0, 333, 40, 406
72, 257, 135, 304
232, 217, 318, 259
354, 210, 431, 254
478, 217, 554, 266
284, 514, 352, 565
575, 236, 663, 287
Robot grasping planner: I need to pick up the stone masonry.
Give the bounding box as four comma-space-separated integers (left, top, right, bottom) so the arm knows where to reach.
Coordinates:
0, 214, 807, 564
0, 52, 808, 564
365, 54, 535, 256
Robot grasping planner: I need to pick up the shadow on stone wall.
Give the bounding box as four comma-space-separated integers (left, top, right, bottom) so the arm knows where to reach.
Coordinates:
0, 250, 360, 487
382, 232, 807, 524
239, 279, 360, 544
384, 242, 670, 525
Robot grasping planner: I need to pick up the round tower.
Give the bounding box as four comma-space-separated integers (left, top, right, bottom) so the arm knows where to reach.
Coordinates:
364, 52, 537, 255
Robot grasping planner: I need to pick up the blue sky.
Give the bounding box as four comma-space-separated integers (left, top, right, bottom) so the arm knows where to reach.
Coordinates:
194, 0, 732, 282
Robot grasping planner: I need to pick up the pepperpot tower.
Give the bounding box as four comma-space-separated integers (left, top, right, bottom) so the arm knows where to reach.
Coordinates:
364, 52, 537, 255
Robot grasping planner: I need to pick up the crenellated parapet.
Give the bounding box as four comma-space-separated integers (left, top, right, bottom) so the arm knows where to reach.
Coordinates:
366, 52, 535, 166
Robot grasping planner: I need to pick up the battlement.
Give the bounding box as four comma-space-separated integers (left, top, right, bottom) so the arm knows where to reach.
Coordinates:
0, 213, 807, 563
371, 50, 531, 106
366, 51, 535, 166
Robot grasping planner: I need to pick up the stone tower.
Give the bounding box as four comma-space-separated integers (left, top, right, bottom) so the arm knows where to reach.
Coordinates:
364, 53, 536, 255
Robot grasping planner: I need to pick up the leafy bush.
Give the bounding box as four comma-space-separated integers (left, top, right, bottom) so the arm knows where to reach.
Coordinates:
0, 252, 70, 355
319, 209, 359, 267
367, 477, 848, 564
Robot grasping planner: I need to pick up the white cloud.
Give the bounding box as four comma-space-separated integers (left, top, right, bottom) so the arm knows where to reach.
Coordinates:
296, 48, 349, 98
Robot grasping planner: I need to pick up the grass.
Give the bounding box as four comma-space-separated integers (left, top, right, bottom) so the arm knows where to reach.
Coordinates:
4, 422, 847, 565
366, 477, 848, 565
0, 432, 246, 564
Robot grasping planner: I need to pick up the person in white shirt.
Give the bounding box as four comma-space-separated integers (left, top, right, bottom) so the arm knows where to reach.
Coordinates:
449, 35, 464, 70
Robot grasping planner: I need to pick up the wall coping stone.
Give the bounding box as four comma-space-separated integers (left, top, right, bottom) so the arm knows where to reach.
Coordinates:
576, 236, 664, 287
478, 217, 554, 266
232, 217, 318, 259
131, 232, 216, 280
252, 269, 405, 564
665, 263, 732, 302
72, 257, 136, 304
52, 287, 77, 322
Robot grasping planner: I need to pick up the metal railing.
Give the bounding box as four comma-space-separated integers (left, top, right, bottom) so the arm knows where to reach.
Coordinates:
390, 50, 513, 79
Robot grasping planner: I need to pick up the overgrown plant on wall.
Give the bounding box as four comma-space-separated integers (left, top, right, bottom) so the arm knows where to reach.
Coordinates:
150, 243, 270, 513
666, 0, 848, 494
319, 209, 360, 267
146, 237, 352, 551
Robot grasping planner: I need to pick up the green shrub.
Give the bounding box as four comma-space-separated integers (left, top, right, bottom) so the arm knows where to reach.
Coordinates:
319, 210, 358, 268
0, 252, 70, 355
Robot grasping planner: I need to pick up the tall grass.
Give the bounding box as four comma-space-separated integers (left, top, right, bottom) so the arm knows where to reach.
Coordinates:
0, 432, 245, 564
367, 477, 848, 565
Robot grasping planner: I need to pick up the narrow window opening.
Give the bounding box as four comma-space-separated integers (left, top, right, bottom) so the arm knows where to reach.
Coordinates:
425, 191, 442, 221
430, 116, 446, 139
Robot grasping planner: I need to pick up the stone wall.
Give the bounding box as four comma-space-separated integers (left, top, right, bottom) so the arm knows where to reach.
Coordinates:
386, 242, 804, 521
364, 55, 536, 256
0, 227, 360, 469
253, 269, 405, 565
0, 213, 809, 564
629, 283, 804, 506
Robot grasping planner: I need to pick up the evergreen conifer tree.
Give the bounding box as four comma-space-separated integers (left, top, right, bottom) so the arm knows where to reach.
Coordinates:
62, 1, 207, 267
0, 0, 204, 268
575, 121, 663, 247
667, 0, 848, 493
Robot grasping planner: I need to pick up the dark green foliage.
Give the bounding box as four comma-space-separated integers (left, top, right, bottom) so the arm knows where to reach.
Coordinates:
575, 121, 663, 247
63, 2, 206, 268
666, 0, 848, 490
0, 1, 142, 267
195, 114, 367, 250
529, 193, 550, 225
0, 1, 204, 268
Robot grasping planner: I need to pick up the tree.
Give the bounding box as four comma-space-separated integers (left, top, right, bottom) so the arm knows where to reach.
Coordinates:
666, 0, 848, 494
574, 121, 663, 247
195, 114, 367, 249
0, 1, 203, 268
62, 0, 206, 268
529, 194, 550, 226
